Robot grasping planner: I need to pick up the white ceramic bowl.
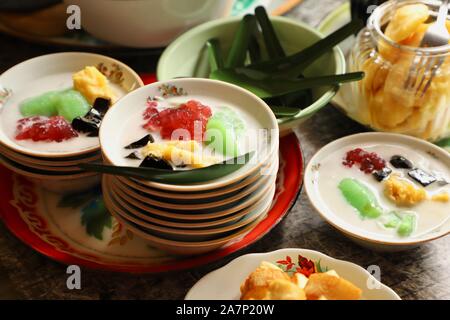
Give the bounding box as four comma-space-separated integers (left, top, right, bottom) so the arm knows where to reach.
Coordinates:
305, 133, 450, 252
100, 78, 279, 192
65, 0, 234, 48
0, 52, 143, 158
111, 204, 269, 256
185, 248, 401, 300
106, 182, 275, 242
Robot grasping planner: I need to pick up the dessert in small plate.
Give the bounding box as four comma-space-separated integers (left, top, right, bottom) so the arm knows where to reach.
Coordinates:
0, 52, 143, 193
305, 132, 450, 251
185, 248, 400, 300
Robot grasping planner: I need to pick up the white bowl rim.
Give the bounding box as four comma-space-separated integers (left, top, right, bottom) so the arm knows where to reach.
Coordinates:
99, 77, 279, 191
0, 52, 144, 159
185, 247, 401, 300
304, 132, 450, 246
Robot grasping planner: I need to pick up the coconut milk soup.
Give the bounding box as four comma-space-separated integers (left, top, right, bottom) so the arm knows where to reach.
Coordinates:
119, 94, 265, 170
315, 143, 450, 239
1, 68, 126, 154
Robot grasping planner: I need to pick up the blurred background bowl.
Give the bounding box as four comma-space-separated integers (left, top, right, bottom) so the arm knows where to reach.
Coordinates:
64, 0, 236, 48
157, 16, 345, 133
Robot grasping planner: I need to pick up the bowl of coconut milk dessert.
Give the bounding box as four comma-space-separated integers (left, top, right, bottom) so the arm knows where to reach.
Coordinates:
0, 52, 143, 193
305, 133, 450, 251
96, 78, 279, 255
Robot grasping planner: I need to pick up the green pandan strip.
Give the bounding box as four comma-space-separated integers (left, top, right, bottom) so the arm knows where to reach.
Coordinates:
20, 91, 60, 117
381, 212, 402, 229
338, 178, 383, 219
397, 214, 417, 237
57, 90, 91, 122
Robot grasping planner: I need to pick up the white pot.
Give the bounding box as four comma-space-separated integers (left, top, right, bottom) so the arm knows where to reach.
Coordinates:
65, 0, 235, 48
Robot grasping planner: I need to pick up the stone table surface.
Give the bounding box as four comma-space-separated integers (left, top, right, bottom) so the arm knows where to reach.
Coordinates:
0, 0, 449, 300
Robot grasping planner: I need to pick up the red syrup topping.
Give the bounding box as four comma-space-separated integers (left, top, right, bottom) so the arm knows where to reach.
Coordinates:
15, 116, 78, 142
143, 100, 212, 140
343, 148, 386, 174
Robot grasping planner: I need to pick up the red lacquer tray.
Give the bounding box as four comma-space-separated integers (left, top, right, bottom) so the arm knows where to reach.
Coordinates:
0, 74, 304, 273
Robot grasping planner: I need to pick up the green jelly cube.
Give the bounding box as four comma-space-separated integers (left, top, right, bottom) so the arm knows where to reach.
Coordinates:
381, 212, 402, 229
397, 214, 417, 237
20, 91, 60, 117
56, 89, 90, 122
205, 107, 245, 157
338, 178, 383, 219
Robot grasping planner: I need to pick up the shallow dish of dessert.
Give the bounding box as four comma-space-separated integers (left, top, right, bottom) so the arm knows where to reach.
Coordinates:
305, 132, 450, 251
0, 52, 143, 193
98, 78, 279, 255
185, 248, 400, 300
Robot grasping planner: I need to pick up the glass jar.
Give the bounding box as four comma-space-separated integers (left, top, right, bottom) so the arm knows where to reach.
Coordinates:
341, 0, 450, 141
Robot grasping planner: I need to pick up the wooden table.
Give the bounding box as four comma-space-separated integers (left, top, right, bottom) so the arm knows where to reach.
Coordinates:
0, 0, 449, 300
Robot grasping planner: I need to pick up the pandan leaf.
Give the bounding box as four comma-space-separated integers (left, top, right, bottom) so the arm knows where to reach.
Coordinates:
245, 19, 363, 77
255, 6, 285, 59
210, 68, 364, 99
79, 152, 254, 185
436, 138, 450, 152
206, 38, 224, 73
226, 14, 257, 68
248, 35, 262, 64
269, 106, 301, 118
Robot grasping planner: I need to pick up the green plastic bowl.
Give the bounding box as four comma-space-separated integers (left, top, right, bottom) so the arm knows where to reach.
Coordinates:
157, 16, 346, 133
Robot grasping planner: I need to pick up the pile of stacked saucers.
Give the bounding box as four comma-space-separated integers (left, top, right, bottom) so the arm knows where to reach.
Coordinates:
0, 137, 102, 194
99, 78, 279, 255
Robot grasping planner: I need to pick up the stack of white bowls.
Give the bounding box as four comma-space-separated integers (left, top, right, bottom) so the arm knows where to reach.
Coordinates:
100, 78, 279, 255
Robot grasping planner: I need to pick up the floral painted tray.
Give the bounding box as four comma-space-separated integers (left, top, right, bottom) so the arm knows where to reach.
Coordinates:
0, 133, 303, 273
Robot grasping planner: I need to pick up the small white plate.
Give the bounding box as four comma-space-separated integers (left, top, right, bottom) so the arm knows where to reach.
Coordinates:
100, 78, 279, 192
305, 132, 450, 251
185, 248, 401, 300
0, 52, 143, 158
